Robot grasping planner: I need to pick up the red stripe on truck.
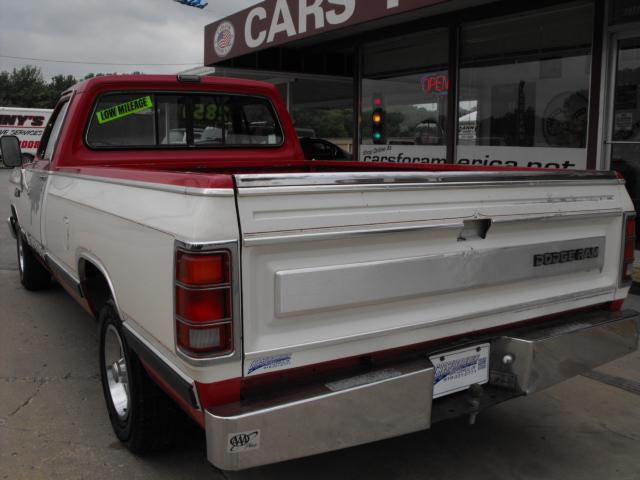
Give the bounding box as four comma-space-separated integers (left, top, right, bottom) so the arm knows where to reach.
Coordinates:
196, 378, 242, 410
53, 165, 235, 189
140, 359, 206, 428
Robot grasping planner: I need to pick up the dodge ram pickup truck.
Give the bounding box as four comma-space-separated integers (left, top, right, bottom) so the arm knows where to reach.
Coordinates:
2, 74, 639, 471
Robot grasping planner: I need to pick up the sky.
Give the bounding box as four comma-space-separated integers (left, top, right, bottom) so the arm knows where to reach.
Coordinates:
0, 0, 262, 80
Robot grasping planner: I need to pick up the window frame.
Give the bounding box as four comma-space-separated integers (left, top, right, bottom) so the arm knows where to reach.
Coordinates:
37, 95, 72, 162
84, 90, 286, 151
354, 0, 600, 167
360, 30, 453, 159
455, 2, 594, 154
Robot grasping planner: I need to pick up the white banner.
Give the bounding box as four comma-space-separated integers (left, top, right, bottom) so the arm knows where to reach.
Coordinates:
360, 144, 588, 170
0, 108, 53, 156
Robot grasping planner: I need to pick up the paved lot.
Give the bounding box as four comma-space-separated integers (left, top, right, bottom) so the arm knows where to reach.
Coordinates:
0, 169, 15, 271
1, 168, 640, 479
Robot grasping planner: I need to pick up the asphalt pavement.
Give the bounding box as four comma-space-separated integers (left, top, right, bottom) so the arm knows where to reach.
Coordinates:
1, 168, 640, 480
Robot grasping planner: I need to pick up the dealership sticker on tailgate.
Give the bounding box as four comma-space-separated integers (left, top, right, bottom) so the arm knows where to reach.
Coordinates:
247, 353, 292, 374
430, 344, 490, 398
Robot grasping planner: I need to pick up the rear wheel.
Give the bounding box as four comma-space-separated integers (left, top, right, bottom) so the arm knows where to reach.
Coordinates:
17, 232, 50, 291
99, 301, 178, 454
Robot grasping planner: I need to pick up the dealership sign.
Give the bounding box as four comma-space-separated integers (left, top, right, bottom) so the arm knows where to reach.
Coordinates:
0, 110, 52, 156
421, 74, 449, 95
214, 22, 236, 58
205, 0, 451, 64
359, 145, 588, 170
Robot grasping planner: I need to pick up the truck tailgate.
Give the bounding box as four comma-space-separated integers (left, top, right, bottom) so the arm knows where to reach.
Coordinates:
234, 171, 632, 375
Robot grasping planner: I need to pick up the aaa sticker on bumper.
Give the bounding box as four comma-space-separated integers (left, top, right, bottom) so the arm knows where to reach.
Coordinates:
228, 430, 260, 453
96, 96, 153, 124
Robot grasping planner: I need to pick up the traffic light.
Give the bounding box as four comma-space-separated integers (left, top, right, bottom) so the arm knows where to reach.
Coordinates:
372, 96, 385, 144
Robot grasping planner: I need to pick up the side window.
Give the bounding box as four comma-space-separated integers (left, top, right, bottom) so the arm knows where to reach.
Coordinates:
192, 95, 283, 146
158, 95, 188, 145
243, 101, 280, 142
40, 100, 70, 161
192, 96, 229, 145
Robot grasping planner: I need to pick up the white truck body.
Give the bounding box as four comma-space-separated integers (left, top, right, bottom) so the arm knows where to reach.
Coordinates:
13, 169, 631, 382
9, 153, 640, 472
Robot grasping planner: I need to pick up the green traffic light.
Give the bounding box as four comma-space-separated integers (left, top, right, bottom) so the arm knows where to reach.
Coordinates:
373, 132, 382, 141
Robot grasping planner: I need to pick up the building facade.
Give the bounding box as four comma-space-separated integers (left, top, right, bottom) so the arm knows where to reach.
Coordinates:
199, 0, 639, 199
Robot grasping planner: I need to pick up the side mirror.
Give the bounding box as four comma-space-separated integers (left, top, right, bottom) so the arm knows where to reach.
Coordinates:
0, 136, 23, 168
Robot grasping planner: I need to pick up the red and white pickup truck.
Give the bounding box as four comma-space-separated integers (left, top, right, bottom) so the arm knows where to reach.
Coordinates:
2, 75, 639, 471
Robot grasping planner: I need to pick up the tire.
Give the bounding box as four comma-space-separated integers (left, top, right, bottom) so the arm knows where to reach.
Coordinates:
17, 232, 51, 291
99, 301, 178, 454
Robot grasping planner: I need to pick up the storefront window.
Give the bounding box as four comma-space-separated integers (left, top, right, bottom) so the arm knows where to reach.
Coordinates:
361, 29, 448, 163
457, 3, 594, 169
610, 0, 640, 25
610, 37, 640, 224
290, 78, 354, 156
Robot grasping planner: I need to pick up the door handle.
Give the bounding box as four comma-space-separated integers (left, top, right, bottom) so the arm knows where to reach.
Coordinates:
39, 174, 48, 180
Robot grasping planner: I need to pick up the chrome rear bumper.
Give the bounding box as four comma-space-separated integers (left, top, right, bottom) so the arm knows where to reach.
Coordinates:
490, 309, 639, 394
206, 358, 434, 471
206, 309, 639, 471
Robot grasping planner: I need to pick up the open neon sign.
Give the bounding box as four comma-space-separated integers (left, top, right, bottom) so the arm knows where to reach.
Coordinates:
421, 74, 449, 95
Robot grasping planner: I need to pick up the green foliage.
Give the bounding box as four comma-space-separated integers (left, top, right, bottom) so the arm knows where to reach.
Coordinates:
45, 74, 77, 106
2, 65, 48, 107
0, 65, 72, 108
0, 66, 144, 109
292, 108, 353, 138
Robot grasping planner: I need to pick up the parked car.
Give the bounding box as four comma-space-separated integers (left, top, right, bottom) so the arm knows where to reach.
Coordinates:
299, 137, 351, 160
2, 74, 638, 471
295, 127, 316, 138
161, 127, 205, 144
415, 119, 445, 145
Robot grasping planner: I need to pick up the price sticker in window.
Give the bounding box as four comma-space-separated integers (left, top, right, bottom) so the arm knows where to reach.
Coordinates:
96, 96, 154, 124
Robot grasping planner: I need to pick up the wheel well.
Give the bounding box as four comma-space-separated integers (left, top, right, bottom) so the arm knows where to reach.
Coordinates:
80, 260, 113, 318
9, 206, 19, 238
10, 205, 19, 228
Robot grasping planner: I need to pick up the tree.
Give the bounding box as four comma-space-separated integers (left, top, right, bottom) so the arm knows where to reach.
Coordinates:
292, 108, 353, 138
0, 66, 146, 108
0, 71, 10, 105
46, 74, 77, 106
6, 66, 47, 107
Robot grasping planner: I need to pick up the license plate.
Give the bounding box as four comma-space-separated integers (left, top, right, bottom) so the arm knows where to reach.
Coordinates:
430, 343, 490, 398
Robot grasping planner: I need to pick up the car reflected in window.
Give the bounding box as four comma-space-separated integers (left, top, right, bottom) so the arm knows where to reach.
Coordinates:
299, 137, 351, 161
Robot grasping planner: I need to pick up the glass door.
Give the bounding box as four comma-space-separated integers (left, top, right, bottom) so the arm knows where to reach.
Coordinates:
607, 36, 640, 223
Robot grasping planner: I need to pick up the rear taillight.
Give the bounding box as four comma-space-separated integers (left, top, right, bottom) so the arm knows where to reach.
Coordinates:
175, 249, 234, 357
620, 213, 636, 287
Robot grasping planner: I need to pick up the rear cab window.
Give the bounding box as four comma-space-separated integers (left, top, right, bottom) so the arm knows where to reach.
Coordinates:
86, 92, 284, 149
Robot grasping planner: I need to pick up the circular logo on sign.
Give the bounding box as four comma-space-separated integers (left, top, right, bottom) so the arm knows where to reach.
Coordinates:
542, 91, 588, 148
214, 22, 235, 58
